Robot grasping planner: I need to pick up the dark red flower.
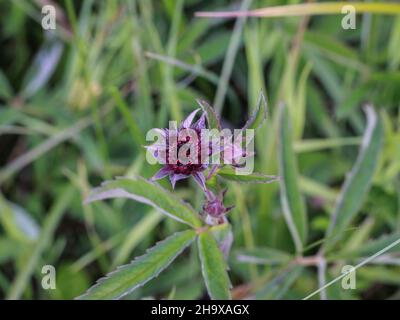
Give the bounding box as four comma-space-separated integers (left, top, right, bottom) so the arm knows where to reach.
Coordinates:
147, 109, 209, 190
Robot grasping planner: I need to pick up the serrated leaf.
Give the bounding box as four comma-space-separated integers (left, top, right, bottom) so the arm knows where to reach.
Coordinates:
196, 99, 221, 130
198, 231, 231, 300
217, 166, 279, 184
242, 91, 268, 131
77, 230, 196, 300
85, 176, 202, 228
324, 106, 384, 249
278, 103, 307, 253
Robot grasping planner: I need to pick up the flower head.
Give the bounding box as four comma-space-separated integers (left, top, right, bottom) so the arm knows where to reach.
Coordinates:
148, 109, 210, 190
203, 189, 234, 224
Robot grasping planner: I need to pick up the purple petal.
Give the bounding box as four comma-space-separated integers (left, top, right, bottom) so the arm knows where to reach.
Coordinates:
193, 172, 206, 191
207, 164, 219, 180
193, 113, 206, 130
169, 173, 189, 189
205, 189, 215, 201
180, 109, 200, 129
151, 167, 171, 181
223, 140, 246, 164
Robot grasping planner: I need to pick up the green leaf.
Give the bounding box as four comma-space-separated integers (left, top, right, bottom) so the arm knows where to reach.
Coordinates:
292, 62, 312, 139
7, 187, 75, 300
209, 223, 233, 259
256, 266, 304, 300
358, 266, 400, 285
0, 108, 23, 126
324, 106, 384, 249
278, 103, 308, 253
217, 166, 279, 184
20, 38, 63, 99
0, 194, 38, 243
85, 176, 203, 228
332, 233, 400, 260
357, 233, 400, 257
77, 230, 196, 300
196, 3, 400, 18
0, 70, 13, 99
0, 238, 22, 264
198, 231, 231, 300
196, 99, 221, 130
236, 247, 291, 265
109, 86, 145, 146
242, 91, 268, 131
112, 210, 163, 268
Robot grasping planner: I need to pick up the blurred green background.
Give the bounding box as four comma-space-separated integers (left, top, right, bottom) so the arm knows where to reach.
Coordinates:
0, 0, 399, 300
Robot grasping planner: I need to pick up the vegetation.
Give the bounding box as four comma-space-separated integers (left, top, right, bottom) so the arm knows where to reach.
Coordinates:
0, 0, 399, 300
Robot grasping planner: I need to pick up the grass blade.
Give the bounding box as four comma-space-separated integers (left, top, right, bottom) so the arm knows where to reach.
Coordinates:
146, 51, 219, 84
242, 91, 268, 131
196, 99, 221, 130
256, 266, 303, 300
112, 210, 163, 268
196, 2, 400, 18
7, 187, 75, 299
0, 104, 113, 185
324, 106, 384, 249
294, 137, 362, 153
217, 166, 279, 184
236, 247, 291, 265
278, 103, 307, 253
213, 0, 253, 115
109, 86, 145, 146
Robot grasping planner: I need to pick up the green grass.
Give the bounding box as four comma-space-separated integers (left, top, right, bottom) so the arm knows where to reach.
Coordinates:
0, 0, 399, 300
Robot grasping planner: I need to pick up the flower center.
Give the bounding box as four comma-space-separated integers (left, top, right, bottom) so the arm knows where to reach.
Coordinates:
166, 129, 205, 175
